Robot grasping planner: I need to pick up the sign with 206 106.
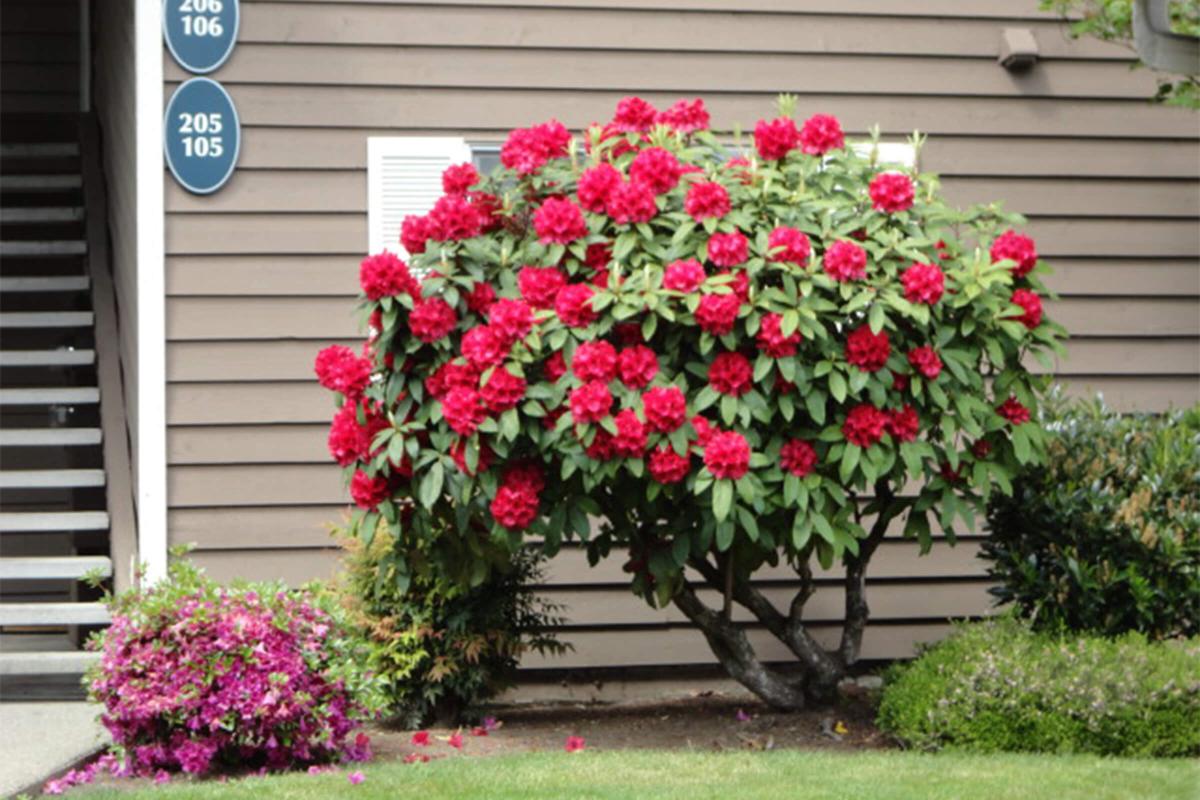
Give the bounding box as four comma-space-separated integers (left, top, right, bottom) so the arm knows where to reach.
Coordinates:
163, 0, 240, 195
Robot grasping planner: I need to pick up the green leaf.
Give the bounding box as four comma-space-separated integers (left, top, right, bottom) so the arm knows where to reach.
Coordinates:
736, 506, 760, 542
839, 443, 862, 483
715, 519, 735, 551
829, 371, 847, 403
418, 461, 444, 509
712, 480, 733, 522
806, 391, 827, 425
868, 303, 886, 334
499, 408, 520, 441
720, 394, 738, 426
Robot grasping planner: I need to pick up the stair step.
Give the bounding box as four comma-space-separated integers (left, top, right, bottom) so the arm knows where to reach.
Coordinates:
0, 650, 98, 676
0, 511, 109, 532
0, 428, 101, 446
0, 556, 112, 580
0, 276, 89, 292
0, 311, 93, 328
0, 602, 110, 626
0, 174, 82, 191
0, 387, 99, 405
0, 241, 87, 257
0, 469, 105, 488
0, 143, 79, 158
0, 349, 95, 367
0, 207, 84, 224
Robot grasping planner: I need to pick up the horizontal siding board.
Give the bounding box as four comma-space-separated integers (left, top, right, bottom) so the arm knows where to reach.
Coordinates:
166, 171, 1200, 218
162, 85, 1200, 139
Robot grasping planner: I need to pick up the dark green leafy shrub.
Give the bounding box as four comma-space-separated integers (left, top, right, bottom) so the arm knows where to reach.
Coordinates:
330, 524, 567, 728
878, 617, 1200, 757
983, 395, 1200, 638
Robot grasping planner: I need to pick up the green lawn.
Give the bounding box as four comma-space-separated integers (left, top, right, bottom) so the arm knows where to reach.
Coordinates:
72, 750, 1199, 800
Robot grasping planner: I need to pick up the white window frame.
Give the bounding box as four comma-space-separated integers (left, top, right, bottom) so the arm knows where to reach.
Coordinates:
366, 136, 473, 256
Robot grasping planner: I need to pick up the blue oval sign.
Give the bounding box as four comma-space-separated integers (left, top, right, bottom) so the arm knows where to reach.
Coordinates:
164, 78, 241, 195
163, 0, 239, 74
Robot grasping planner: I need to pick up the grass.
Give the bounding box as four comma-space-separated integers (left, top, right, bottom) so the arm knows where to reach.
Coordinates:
71, 749, 1200, 800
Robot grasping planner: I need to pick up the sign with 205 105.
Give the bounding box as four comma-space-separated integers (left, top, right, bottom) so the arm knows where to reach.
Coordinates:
163, 0, 239, 74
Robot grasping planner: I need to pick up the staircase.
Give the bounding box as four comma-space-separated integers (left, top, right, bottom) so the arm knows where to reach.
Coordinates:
0, 116, 112, 696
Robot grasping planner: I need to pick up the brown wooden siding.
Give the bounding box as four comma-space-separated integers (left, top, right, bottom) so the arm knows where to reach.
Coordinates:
162, 0, 1200, 671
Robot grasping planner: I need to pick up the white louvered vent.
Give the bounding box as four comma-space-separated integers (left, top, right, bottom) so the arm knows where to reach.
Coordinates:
851, 141, 917, 168
367, 137, 474, 256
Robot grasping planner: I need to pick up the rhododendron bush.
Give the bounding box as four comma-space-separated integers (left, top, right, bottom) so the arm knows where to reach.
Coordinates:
315, 95, 1066, 709
86, 559, 384, 777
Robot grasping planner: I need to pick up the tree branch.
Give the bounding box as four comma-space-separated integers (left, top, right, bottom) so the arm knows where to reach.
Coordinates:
838, 480, 901, 666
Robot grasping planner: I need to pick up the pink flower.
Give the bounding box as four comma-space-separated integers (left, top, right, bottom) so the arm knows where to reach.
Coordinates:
612, 96, 658, 132
663, 259, 706, 293
482, 716, 501, 731
707, 231, 749, 267
900, 262, 945, 305
533, 197, 588, 244
442, 162, 480, 195
767, 227, 811, 266
555, 283, 598, 328
518, 266, 567, 309
648, 446, 690, 484
348, 771, 366, 785
704, 431, 752, 479
630, 147, 683, 195
617, 345, 659, 389
869, 172, 915, 214
657, 98, 710, 133
991, 229, 1038, 278
684, 181, 731, 221
754, 117, 799, 161
735, 708, 752, 722
605, 180, 659, 224
564, 735, 587, 753
577, 163, 623, 213
448, 732, 464, 750
798, 114, 845, 155
822, 240, 867, 282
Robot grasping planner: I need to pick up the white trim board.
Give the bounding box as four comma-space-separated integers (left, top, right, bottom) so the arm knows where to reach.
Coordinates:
367, 136, 472, 256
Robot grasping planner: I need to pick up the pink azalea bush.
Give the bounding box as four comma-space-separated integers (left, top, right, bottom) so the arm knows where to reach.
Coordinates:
85, 559, 385, 778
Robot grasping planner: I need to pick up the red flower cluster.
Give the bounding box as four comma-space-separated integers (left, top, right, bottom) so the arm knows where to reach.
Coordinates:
440, 386, 485, 435
606, 180, 659, 224
822, 240, 867, 282
696, 292, 741, 335
845, 325, 891, 372
408, 298, 457, 343
798, 114, 844, 156
490, 463, 544, 530
657, 98, 710, 133
577, 163, 622, 213
843, 404, 888, 447
461, 325, 508, 369
754, 117, 799, 161
618, 345, 659, 388
500, 119, 570, 175
613, 408, 648, 457
900, 262, 945, 305
572, 341, 618, 382
465, 281, 496, 314
314, 345, 372, 399
425, 360, 478, 399
756, 313, 801, 358
360, 252, 419, 300
684, 181, 731, 221
708, 352, 753, 396
570, 380, 613, 423
481, 368, 526, 413
400, 215, 433, 256
327, 402, 387, 467
887, 405, 919, 442
533, 197, 588, 244
350, 470, 390, 509
663, 258, 706, 292
991, 229, 1038, 278
907, 346, 942, 380
648, 446, 690, 483
556, 283, 597, 328
1010, 288, 1043, 329
487, 298, 533, 344
643, 386, 687, 432
767, 227, 811, 265
518, 266, 566, 309
691, 415, 716, 447
544, 351, 567, 382
428, 194, 482, 241
868, 172, 915, 214
707, 232, 749, 267
442, 163, 480, 195
780, 439, 817, 476
630, 147, 683, 195
997, 396, 1031, 425
450, 439, 493, 476
703, 431, 751, 479
611, 96, 658, 133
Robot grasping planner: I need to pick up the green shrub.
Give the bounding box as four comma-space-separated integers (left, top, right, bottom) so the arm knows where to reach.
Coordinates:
330, 524, 567, 728
982, 395, 1200, 639
877, 617, 1200, 757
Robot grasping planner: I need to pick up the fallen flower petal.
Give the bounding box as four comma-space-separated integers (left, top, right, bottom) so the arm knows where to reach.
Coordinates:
448, 732, 464, 749
411, 731, 430, 747
471, 726, 489, 737
348, 771, 366, 785
403, 753, 431, 764
735, 708, 751, 722
482, 716, 501, 732
154, 770, 171, 785
564, 735, 586, 753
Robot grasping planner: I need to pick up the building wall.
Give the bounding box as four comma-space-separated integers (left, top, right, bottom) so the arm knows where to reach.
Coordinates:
0, 0, 80, 112
162, 0, 1200, 670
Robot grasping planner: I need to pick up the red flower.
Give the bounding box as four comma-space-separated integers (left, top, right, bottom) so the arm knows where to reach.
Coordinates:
754, 117, 799, 161
845, 325, 891, 372
408, 298, 457, 343
630, 147, 683, 195
1009, 288, 1043, 329
907, 346, 942, 380
585, 242, 612, 272
822, 240, 867, 282
842, 404, 888, 447
584, 428, 616, 460
545, 351, 568, 382
442, 162, 480, 195
663, 258, 706, 293
612, 96, 658, 132
642, 386, 687, 432
648, 446, 690, 484
503, 460, 546, 495
461, 325, 508, 369
709, 352, 753, 396
441, 387, 485, 435
756, 313, 801, 358
572, 341, 618, 382
691, 415, 716, 447
327, 402, 387, 467
900, 262, 945, 305
490, 484, 540, 530
534, 197, 588, 244
869, 172, 915, 214
767, 227, 812, 266
696, 292, 741, 336
972, 439, 992, 460
798, 113, 845, 155
465, 282, 496, 315
314, 345, 373, 399
703, 431, 751, 479
618, 345, 659, 389
656, 98, 710, 133
684, 181, 731, 221
411, 731, 430, 747
350, 470, 390, 509
577, 163, 623, 213
481, 367, 526, 413
450, 439, 493, 476
487, 298, 534, 345
555, 283, 598, 328
605, 180, 659, 224
997, 396, 1031, 425
428, 194, 483, 241
887, 405, 920, 442
518, 266, 567, 309
360, 251, 419, 300
570, 380, 613, 423
780, 439, 817, 477
613, 408, 648, 457
722, 156, 755, 186
471, 190, 503, 232
500, 120, 570, 175
707, 231, 749, 267
400, 215, 433, 256
991, 229, 1038, 278
425, 360, 478, 400
564, 735, 587, 753
614, 323, 644, 346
